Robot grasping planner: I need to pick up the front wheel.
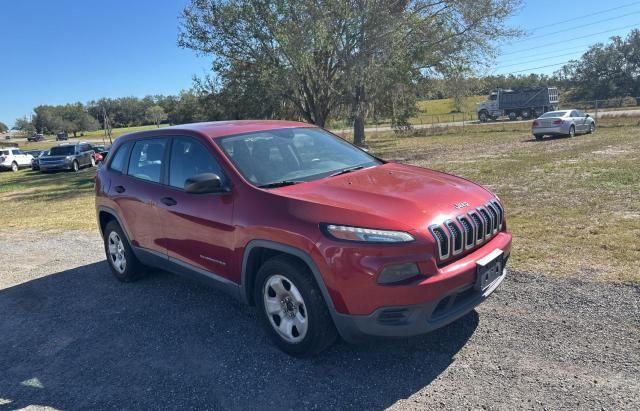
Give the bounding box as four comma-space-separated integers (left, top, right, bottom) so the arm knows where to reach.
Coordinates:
478, 111, 488, 122
72, 160, 79, 172
588, 122, 595, 134
568, 125, 575, 138
255, 256, 337, 356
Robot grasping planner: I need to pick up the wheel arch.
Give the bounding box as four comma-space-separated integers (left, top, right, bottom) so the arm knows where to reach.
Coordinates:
97, 206, 131, 240
240, 240, 338, 316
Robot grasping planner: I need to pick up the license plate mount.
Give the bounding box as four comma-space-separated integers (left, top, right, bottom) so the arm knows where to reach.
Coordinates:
475, 249, 504, 291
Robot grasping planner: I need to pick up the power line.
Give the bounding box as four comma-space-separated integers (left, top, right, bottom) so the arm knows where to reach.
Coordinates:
497, 44, 592, 65
527, 1, 640, 33
517, 10, 640, 43
500, 23, 640, 56
503, 61, 571, 75
496, 50, 585, 70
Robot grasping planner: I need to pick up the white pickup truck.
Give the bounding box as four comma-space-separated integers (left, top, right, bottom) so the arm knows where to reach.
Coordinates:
0, 148, 34, 172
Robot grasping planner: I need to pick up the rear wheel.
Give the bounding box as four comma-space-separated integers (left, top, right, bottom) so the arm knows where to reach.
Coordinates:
11, 162, 18, 172
568, 125, 575, 138
255, 255, 337, 356
103, 221, 146, 282
72, 160, 79, 172
534, 134, 544, 140
508, 111, 518, 121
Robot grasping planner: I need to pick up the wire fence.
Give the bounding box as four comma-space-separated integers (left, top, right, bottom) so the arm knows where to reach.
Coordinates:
332, 96, 640, 138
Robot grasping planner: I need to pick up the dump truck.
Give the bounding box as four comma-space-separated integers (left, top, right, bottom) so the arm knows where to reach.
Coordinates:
476, 87, 559, 122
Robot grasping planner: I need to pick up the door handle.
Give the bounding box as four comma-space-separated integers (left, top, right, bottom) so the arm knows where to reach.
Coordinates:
161, 197, 177, 206
114, 185, 126, 193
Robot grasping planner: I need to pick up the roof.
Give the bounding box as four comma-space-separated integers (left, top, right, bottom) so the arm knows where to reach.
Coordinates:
162, 120, 315, 139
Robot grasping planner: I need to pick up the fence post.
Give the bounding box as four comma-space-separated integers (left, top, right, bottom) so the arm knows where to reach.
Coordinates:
594, 99, 598, 119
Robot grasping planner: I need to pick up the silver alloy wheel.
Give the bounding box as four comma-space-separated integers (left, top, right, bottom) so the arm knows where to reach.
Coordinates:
569, 126, 575, 137
73, 161, 79, 172
263, 274, 308, 343
590, 123, 595, 133
11, 162, 18, 172
108, 231, 127, 274
91, 156, 96, 167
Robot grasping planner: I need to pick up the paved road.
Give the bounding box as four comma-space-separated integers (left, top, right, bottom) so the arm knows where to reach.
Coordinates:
1, 231, 639, 410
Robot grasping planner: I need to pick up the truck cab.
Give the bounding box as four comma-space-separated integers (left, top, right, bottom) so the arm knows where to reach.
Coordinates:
476, 92, 501, 122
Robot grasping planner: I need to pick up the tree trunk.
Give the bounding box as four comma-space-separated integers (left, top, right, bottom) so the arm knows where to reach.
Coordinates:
352, 83, 367, 147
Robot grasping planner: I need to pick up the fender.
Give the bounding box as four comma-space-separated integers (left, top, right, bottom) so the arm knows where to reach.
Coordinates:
96, 205, 132, 239
240, 239, 338, 316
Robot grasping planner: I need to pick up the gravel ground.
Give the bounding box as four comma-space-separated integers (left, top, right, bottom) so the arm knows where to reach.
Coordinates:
0, 231, 638, 410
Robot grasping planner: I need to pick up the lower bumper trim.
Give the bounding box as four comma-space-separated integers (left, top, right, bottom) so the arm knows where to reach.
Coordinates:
333, 269, 506, 343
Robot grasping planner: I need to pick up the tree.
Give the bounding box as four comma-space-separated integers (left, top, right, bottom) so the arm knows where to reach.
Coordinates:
0, 121, 8, 133
14, 117, 36, 136
179, 0, 520, 146
145, 105, 168, 127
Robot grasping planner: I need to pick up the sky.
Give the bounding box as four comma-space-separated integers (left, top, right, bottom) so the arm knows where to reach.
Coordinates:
1, 0, 639, 127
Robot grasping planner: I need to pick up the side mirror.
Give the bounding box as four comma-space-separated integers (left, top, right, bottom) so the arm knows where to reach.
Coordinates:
585, 114, 590, 118
184, 173, 225, 194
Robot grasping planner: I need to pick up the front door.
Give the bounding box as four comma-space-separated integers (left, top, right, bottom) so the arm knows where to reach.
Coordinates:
156, 136, 235, 280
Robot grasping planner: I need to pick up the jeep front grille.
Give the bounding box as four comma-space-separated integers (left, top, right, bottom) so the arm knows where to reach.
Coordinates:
429, 199, 505, 262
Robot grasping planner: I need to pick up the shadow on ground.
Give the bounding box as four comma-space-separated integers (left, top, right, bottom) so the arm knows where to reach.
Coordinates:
0, 262, 478, 410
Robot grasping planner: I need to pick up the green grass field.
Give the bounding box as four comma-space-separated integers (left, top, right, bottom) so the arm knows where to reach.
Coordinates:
1, 117, 638, 282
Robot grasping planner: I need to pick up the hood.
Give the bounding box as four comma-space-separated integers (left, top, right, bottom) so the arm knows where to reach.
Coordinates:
273, 163, 496, 231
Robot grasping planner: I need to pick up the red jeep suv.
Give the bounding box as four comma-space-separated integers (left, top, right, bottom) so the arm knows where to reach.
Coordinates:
95, 121, 511, 355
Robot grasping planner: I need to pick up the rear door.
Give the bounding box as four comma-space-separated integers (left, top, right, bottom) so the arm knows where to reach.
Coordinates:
155, 136, 235, 280
574, 110, 588, 133
108, 138, 169, 254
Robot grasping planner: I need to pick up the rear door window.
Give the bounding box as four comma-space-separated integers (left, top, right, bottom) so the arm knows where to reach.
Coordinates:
127, 139, 167, 183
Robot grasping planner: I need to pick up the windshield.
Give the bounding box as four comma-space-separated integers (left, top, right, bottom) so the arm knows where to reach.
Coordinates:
540, 111, 567, 118
217, 127, 381, 187
50, 146, 76, 156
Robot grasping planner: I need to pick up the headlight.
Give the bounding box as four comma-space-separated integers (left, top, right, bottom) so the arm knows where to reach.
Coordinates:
322, 224, 414, 243
66, 156, 74, 160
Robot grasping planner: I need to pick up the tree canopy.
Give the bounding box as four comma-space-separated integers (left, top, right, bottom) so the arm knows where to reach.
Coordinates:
179, 0, 520, 145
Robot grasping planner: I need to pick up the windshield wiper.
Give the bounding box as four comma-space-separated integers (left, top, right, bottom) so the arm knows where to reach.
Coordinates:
329, 165, 365, 177
258, 180, 304, 189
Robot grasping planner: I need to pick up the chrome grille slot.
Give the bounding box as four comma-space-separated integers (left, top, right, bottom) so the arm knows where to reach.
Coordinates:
478, 207, 492, 237
429, 225, 450, 260
491, 200, 503, 230
468, 211, 484, 244
445, 220, 463, 255
457, 216, 475, 250
486, 203, 499, 234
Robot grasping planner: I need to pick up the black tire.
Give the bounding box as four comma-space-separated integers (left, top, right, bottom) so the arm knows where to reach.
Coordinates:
568, 125, 575, 138
103, 220, 146, 282
90, 156, 96, 167
508, 111, 517, 121
11, 162, 18, 172
72, 160, 79, 172
254, 255, 338, 356
478, 111, 488, 122
534, 134, 543, 140
588, 122, 595, 134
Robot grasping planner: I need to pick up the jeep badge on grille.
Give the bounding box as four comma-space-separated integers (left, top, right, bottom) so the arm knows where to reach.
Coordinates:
454, 202, 469, 209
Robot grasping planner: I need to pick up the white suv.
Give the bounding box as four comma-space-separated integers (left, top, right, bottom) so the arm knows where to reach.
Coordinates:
0, 148, 34, 172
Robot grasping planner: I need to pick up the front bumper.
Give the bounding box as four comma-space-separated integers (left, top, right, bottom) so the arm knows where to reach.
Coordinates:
40, 162, 72, 171
334, 267, 506, 342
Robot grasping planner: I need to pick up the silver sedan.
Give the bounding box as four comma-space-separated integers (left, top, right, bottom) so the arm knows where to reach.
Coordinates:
532, 110, 596, 140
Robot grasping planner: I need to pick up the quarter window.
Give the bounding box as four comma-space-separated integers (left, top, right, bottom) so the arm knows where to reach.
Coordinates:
169, 137, 224, 189
109, 142, 132, 174
127, 139, 167, 183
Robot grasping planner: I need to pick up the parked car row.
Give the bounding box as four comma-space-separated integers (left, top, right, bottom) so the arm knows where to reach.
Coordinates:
1, 143, 110, 172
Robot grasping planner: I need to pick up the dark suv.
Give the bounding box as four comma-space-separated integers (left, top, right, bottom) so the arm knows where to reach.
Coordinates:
39, 142, 95, 172
95, 121, 511, 356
